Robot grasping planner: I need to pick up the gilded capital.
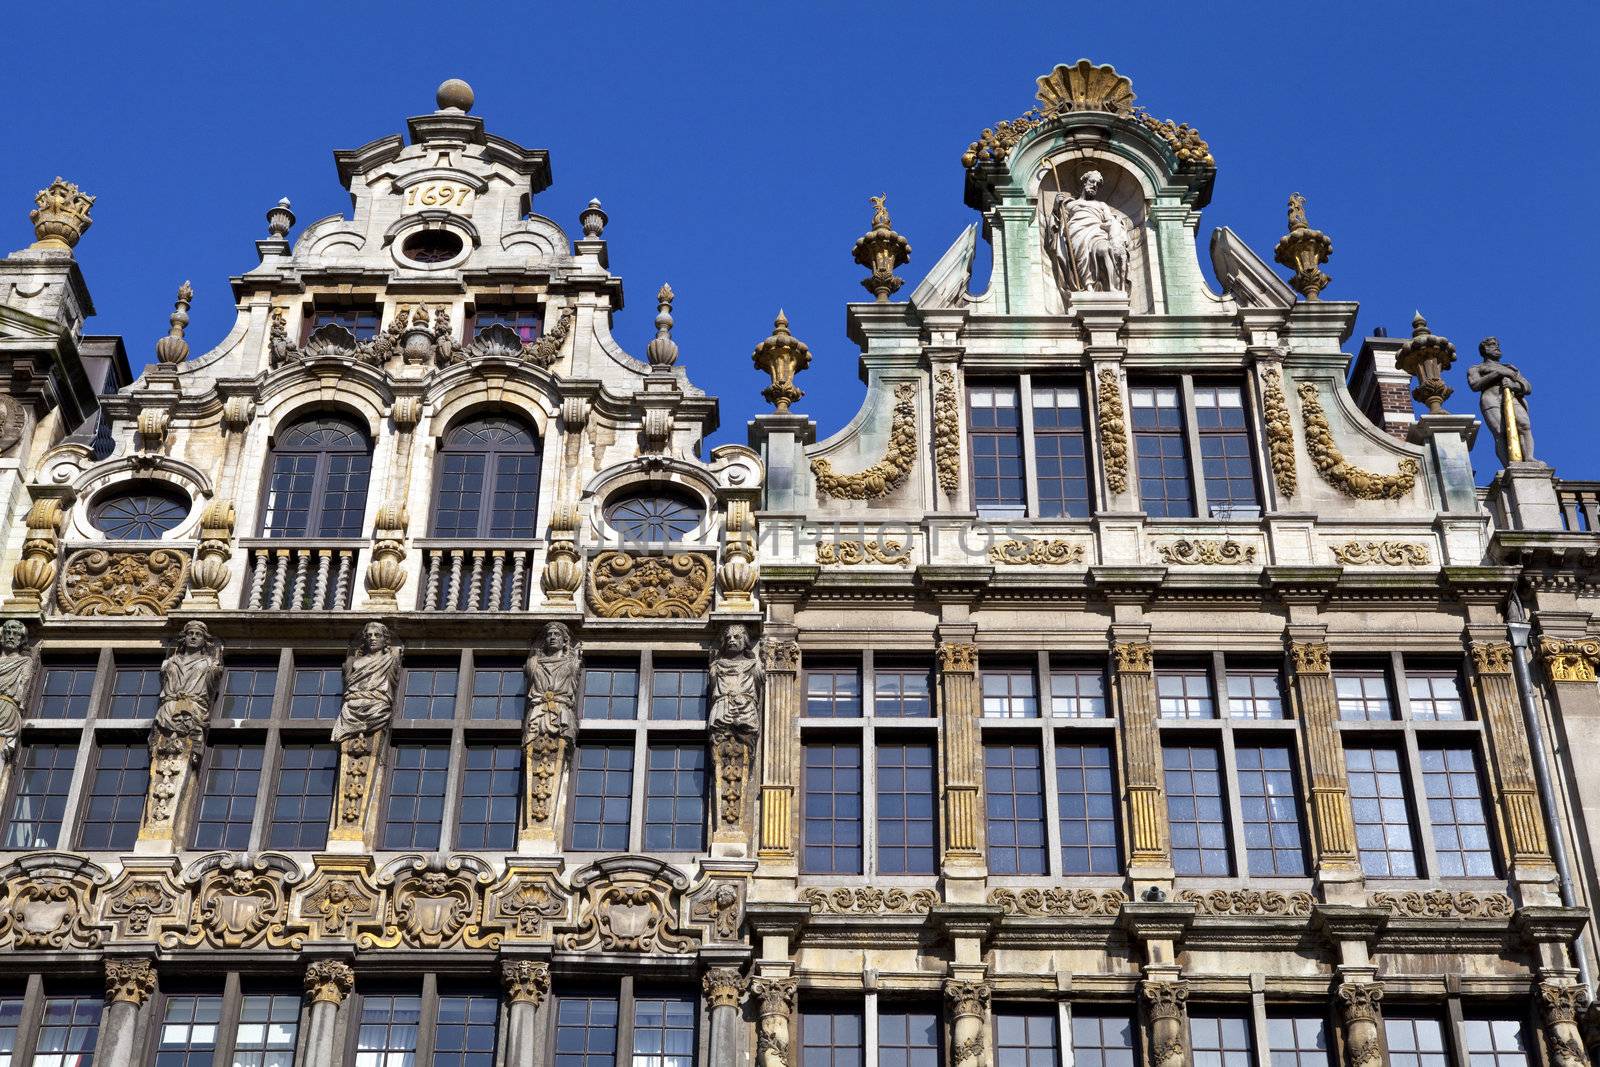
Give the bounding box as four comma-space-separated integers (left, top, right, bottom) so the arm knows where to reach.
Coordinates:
304, 960, 355, 1005
105, 958, 157, 1005
702, 967, 747, 1009
938, 642, 978, 675
500, 960, 551, 1007
1471, 641, 1514, 676
1541, 638, 1600, 684
1289, 641, 1331, 675
1113, 641, 1153, 674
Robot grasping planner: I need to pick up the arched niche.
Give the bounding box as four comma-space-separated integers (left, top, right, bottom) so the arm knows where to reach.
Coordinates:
1034, 154, 1153, 314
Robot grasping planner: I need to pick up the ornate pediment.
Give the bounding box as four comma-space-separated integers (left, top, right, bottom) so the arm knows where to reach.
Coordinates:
291, 856, 382, 940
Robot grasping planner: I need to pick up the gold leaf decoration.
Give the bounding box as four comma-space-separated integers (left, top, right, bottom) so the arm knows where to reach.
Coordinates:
1261, 368, 1297, 496
1034, 60, 1136, 117
1097, 368, 1128, 493
987, 539, 1085, 566
1297, 383, 1419, 500
587, 552, 714, 619
811, 382, 918, 500
1157, 539, 1257, 566
816, 540, 910, 568
1329, 540, 1430, 566
933, 369, 961, 496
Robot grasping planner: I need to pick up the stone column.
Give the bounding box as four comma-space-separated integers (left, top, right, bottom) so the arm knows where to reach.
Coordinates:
1335, 981, 1385, 1067
1538, 981, 1592, 1067
501, 961, 551, 1067
1139, 979, 1189, 1067
302, 961, 354, 1067
703, 968, 747, 1066
1115, 640, 1170, 881
758, 638, 800, 862
944, 979, 992, 1067
101, 959, 157, 1067
937, 641, 984, 879
1287, 640, 1362, 893
1470, 640, 1554, 872
748, 978, 795, 1067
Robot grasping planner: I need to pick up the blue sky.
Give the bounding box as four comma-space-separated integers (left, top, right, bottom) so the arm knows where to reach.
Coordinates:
5, 1, 1596, 483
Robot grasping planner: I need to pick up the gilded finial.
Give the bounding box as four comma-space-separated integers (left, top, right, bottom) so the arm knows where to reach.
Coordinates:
29, 177, 95, 252
752, 310, 812, 414
852, 195, 912, 303
154, 282, 194, 365
1395, 311, 1458, 415
646, 283, 679, 369
1273, 192, 1332, 301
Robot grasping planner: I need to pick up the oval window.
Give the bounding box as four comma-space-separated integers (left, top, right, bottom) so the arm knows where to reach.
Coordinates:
604, 490, 705, 542
401, 228, 465, 265
90, 483, 191, 540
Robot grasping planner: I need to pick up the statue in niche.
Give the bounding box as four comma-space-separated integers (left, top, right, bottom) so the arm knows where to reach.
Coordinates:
1045, 169, 1132, 295
1466, 337, 1534, 465
155, 621, 225, 745
333, 622, 403, 744
0, 620, 36, 763
524, 622, 581, 746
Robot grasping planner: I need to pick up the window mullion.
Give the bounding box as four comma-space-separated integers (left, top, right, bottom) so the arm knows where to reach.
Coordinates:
617, 976, 636, 1064
1019, 374, 1041, 517
417, 975, 439, 1067
1403, 727, 1441, 879
215, 973, 243, 1067
1040, 720, 1064, 878
11, 974, 46, 1067
631, 723, 649, 854
1219, 727, 1249, 878
439, 729, 467, 852
1178, 375, 1207, 517
863, 721, 877, 877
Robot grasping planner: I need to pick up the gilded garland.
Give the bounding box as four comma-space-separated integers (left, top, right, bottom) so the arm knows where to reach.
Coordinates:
1330, 540, 1430, 566
58, 548, 189, 617
987, 539, 1084, 566
1297, 382, 1418, 500
1096, 368, 1129, 493
1261, 367, 1297, 496
587, 552, 714, 619
811, 382, 918, 500
933, 369, 961, 496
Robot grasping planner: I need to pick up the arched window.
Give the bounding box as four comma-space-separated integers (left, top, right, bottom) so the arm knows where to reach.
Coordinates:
261, 414, 372, 537
431, 414, 542, 538
603, 489, 705, 542
90, 483, 191, 540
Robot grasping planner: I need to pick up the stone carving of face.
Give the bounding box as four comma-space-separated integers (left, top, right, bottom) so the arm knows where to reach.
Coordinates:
0, 620, 25, 652
181, 622, 208, 652
363, 623, 389, 652
723, 625, 749, 655
1480, 337, 1502, 362
542, 623, 570, 654
1078, 170, 1104, 200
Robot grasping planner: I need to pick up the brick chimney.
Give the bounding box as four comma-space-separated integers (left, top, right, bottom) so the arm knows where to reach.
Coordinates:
1347, 328, 1414, 440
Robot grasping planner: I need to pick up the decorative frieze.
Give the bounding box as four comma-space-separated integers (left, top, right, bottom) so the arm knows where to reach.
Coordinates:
1261, 367, 1297, 496
557, 857, 697, 954
1176, 889, 1313, 916
1297, 382, 1419, 500
987, 539, 1085, 566
0, 853, 105, 950
1541, 637, 1600, 683
811, 382, 918, 500
359, 856, 501, 950
1329, 540, 1430, 566
816, 539, 910, 567
803, 887, 940, 915
1369, 890, 1514, 919
1096, 368, 1129, 493
587, 551, 714, 619
58, 547, 188, 617
1157, 539, 1256, 566
933, 369, 961, 496
988, 887, 1126, 916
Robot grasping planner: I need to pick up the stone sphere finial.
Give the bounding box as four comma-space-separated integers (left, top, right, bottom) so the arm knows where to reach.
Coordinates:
436, 78, 475, 113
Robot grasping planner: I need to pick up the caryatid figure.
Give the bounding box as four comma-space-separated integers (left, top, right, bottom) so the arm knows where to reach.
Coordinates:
708, 623, 764, 829
523, 621, 582, 826
155, 621, 225, 747
0, 620, 36, 765
1466, 336, 1534, 464
334, 621, 403, 744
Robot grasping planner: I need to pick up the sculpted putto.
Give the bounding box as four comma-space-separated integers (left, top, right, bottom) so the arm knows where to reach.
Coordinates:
155, 621, 225, 746
333, 622, 403, 744
1046, 169, 1132, 295
1466, 337, 1534, 464
524, 622, 582, 746
0, 619, 37, 763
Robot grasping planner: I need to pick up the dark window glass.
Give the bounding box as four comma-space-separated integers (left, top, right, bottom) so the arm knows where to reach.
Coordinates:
355, 994, 420, 1067
1461, 1018, 1532, 1067
1164, 744, 1231, 876
1072, 1014, 1137, 1067
1267, 1015, 1333, 1067
582, 663, 638, 720
34, 996, 102, 1067
1346, 746, 1418, 878
1190, 1014, 1254, 1067
650, 663, 707, 721
154, 995, 222, 1067
1385, 1018, 1450, 1067
981, 667, 1038, 719
1194, 383, 1258, 514
806, 664, 862, 717
2, 742, 76, 848
802, 742, 863, 874
1033, 379, 1093, 517
1226, 669, 1284, 720
1157, 668, 1214, 719
382, 744, 449, 850
554, 992, 618, 1067
262, 415, 372, 538
219, 664, 278, 719
984, 741, 1048, 875
1050, 666, 1107, 718
995, 1009, 1058, 1066
311, 308, 380, 340
1407, 669, 1466, 721
471, 659, 526, 721
879, 1008, 940, 1067
402, 663, 459, 720
1421, 745, 1496, 877
1335, 670, 1394, 721
191, 743, 263, 851
877, 741, 937, 875
474, 307, 542, 344
90, 484, 190, 540
267, 744, 336, 850
0, 998, 21, 1067
1131, 383, 1194, 517
604, 493, 705, 542
290, 664, 343, 720
643, 744, 707, 852
457, 745, 520, 850
570, 744, 633, 851
233, 994, 300, 1067
874, 661, 932, 717
799, 1005, 864, 1067
37, 659, 97, 718
968, 383, 1025, 510
431, 416, 542, 540
631, 992, 696, 1067
108, 663, 160, 718
434, 994, 499, 1067
1057, 741, 1120, 874
1237, 744, 1307, 876
77, 743, 150, 850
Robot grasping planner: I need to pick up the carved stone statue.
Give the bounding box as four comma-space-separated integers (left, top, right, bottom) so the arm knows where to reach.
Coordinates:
709, 623, 764, 830
523, 622, 582, 826
333, 622, 403, 744
1046, 170, 1132, 294
1466, 337, 1534, 464
155, 621, 225, 745
0, 620, 36, 763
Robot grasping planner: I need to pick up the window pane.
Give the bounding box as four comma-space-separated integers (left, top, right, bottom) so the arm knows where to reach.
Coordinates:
995, 1009, 1058, 1066
475, 308, 542, 344
2, 742, 77, 849
456, 745, 520, 850
1407, 669, 1466, 721
267, 744, 337, 850
232, 994, 299, 1067
470, 659, 525, 721
191, 743, 264, 851
36, 660, 98, 718
877, 742, 938, 875
1226, 669, 1284, 720
1034, 380, 1093, 517
1385, 1018, 1451, 1067
1050, 666, 1107, 718
401, 664, 458, 720
290, 665, 343, 720
571, 744, 633, 851
434, 994, 498, 1067
982, 667, 1038, 719
803, 742, 863, 874
799, 1005, 864, 1067
1158, 669, 1214, 720
382, 745, 450, 850
1266, 1015, 1332, 1067
108, 664, 160, 718
1194, 383, 1258, 513
1421, 746, 1496, 877
220, 664, 278, 720
1164, 744, 1231, 876
1335, 670, 1394, 722
583, 663, 639, 720
156, 995, 223, 1067
1346, 746, 1418, 878
874, 662, 932, 718
355, 994, 420, 1067
879, 1008, 940, 1067
631, 992, 696, 1067
1057, 742, 1121, 874
1461, 1016, 1531, 1067
1237, 745, 1307, 876
806, 665, 862, 718
77, 743, 150, 850
650, 663, 708, 721
1072, 1014, 1136, 1067
0, 997, 21, 1067
555, 992, 618, 1067
968, 383, 1025, 511
34, 996, 102, 1067
1131, 383, 1194, 517
1190, 1014, 1253, 1067
984, 742, 1047, 875
643, 744, 707, 852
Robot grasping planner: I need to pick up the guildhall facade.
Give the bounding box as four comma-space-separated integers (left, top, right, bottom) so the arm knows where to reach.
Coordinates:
2, 63, 1599, 1067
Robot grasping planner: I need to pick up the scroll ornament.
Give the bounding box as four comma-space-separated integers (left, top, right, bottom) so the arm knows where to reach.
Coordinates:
811, 382, 918, 500
816, 539, 910, 567
359, 857, 502, 950
0, 854, 105, 950
1369, 890, 1513, 919
164, 854, 304, 950
558, 859, 697, 954
1176, 889, 1313, 916
59, 547, 189, 617
934, 369, 961, 495
988, 887, 1125, 916
988, 539, 1084, 566
1297, 382, 1418, 500
1261, 367, 1297, 495
1541, 638, 1600, 684
803, 887, 940, 915
1158, 539, 1257, 566
1330, 540, 1430, 566
587, 551, 714, 619
1097, 368, 1129, 493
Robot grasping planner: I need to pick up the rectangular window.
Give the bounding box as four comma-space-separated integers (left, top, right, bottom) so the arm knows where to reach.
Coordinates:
456, 745, 519, 850
799, 1005, 864, 1067
1131, 383, 1194, 517
650, 662, 708, 721
1266, 1015, 1333, 1067
433, 994, 498, 1067
582, 662, 638, 720
191, 743, 263, 851
876, 741, 937, 875
570, 743, 634, 851
37, 659, 97, 718
984, 741, 1048, 875
805, 664, 862, 717
879, 1008, 940, 1067
630, 992, 696, 1067
1033, 380, 1093, 517
469, 658, 525, 721
554, 992, 618, 1067
1407, 669, 1466, 721
994, 1009, 1058, 1066
354, 993, 420, 1067
643, 744, 707, 852
1190, 1014, 1253, 1067
1421, 746, 1496, 877
981, 667, 1039, 719
1462, 1019, 1532, 1067
155, 995, 222, 1067
1164, 744, 1231, 876
1384, 1018, 1450, 1067
1194, 383, 1259, 514
382, 745, 449, 850
290, 664, 343, 720
0, 998, 20, 1067
232, 994, 300, 1067
1057, 741, 1120, 874
874, 661, 932, 718
33, 996, 102, 1067
3, 742, 77, 848
1157, 669, 1214, 719
219, 663, 278, 720
968, 383, 1025, 511
401, 663, 458, 720
1050, 666, 1108, 718
267, 743, 337, 850
1346, 746, 1418, 878
310, 307, 380, 341
1237, 744, 1307, 876
108, 663, 160, 719
1071, 1014, 1137, 1067
77, 742, 150, 850
1335, 670, 1394, 721
1226, 669, 1284, 720
802, 742, 863, 874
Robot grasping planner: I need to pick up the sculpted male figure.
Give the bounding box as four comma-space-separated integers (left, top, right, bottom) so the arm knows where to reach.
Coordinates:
708, 623, 764, 828
523, 621, 582, 825
334, 622, 403, 744
0, 620, 36, 764
1466, 337, 1534, 464
156, 621, 225, 746
1052, 169, 1131, 293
